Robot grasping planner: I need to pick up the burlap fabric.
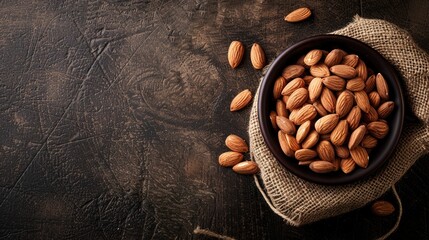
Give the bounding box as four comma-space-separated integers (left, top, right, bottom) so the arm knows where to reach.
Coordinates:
249, 16, 429, 226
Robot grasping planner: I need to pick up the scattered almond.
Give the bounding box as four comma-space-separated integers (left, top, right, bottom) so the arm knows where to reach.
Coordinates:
284, 7, 312, 22
230, 89, 252, 111
227, 41, 244, 69
371, 200, 395, 216
225, 134, 248, 152
219, 152, 243, 167
232, 161, 259, 174
250, 43, 266, 70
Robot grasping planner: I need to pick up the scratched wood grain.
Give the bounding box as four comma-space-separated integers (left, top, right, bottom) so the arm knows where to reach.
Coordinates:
0, 0, 427, 239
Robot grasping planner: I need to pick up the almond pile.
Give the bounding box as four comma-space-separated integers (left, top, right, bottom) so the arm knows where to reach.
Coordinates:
271, 48, 394, 174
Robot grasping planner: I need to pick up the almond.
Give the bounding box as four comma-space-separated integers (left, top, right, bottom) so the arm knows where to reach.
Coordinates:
295, 149, 318, 161
281, 78, 305, 96
218, 152, 243, 167
330, 120, 349, 146
304, 49, 323, 66
227, 41, 244, 69
310, 63, 330, 77
340, 158, 356, 174
301, 130, 319, 149
278, 131, 294, 157
276, 100, 288, 117
308, 77, 323, 102
309, 160, 335, 173
335, 145, 350, 158
365, 74, 376, 93
361, 135, 378, 148
230, 89, 252, 111
313, 101, 328, 116
225, 134, 248, 152
330, 65, 357, 79
232, 161, 259, 175
346, 77, 365, 91
303, 75, 314, 85
348, 125, 367, 149
363, 106, 379, 122
354, 91, 371, 113
282, 65, 305, 80
273, 76, 287, 99
316, 140, 335, 162
355, 59, 368, 81
320, 87, 336, 113
346, 106, 362, 130
250, 43, 266, 70
378, 101, 394, 119
315, 114, 339, 134
367, 121, 389, 139
371, 201, 395, 216
269, 111, 278, 130
341, 54, 359, 67
350, 146, 369, 168
336, 90, 354, 118
286, 134, 301, 152
284, 7, 312, 22
296, 120, 311, 143
286, 87, 309, 110
376, 73, 389, 100
368, 91, 381, 108
276, 116, 296, 135
324, 49, 346, 67
322, 76, 346, 91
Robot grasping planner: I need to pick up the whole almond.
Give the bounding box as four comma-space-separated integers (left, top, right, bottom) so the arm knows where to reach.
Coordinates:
232, 161, 259, 175
350, 146, 369, 168
310, 63, 330, 77
302, 130, 319, 149
286, 134, 301, 152
286, 87, 309, 110
303, 75, 314, 85
284, 7, 312, 22
320, 87, 336, 113
336, 90, 354, 118
348, 125, 367, 149
296, 120, 311, 143
363, 106, 379, 123
313, 101, 328, 116
230, 89, 252, 111
330, 120, 349, 146
250, 43, 266, 70
304, 49, 323, 66
376, 73, 389, 100
218, 152, 243, 167
335, 145, 350, 158
273, 76, 287, 99
295, 149, 318, 161
354, 91, 371, 113
371, 201, 395, 216
315, 114, 339, 134
308, 77, 323, 102
341, 54, 359, 67
282, 78, 305, 96
269, 111, 278, 130
341, 158, 356, 174
346, 106, 362, 130
324, 49, 346, 67
278, 131, 294, 157
282, 65, 305, 80
367, 121, 389, 139
346, 77, 366, 91
225, 134, 248, 152
293, 104, 317, 125
322, 75, 346, 91
330, 65, 357, 79
309, 160, 336, 173
361, 135, 378, 148
355, 59, 368, 81
368, 91, 381, 108
276, 116, 296, 135
365, 74, 376, 93
316, 140, 335, 162
227, 41, 244, 69
378, 101, 394, 119
276, 100, 288, 117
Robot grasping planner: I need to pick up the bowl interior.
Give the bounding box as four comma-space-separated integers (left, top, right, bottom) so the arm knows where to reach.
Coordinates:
258, 35, 404, 185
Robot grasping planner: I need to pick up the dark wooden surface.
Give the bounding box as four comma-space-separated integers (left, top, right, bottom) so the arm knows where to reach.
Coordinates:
0, 0, 428, 239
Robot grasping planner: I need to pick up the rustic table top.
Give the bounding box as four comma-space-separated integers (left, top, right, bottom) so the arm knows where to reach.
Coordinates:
0, 0, 428, 239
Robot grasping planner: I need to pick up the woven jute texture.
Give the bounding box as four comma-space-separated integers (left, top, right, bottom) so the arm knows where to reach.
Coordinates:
248, 16, 429, 226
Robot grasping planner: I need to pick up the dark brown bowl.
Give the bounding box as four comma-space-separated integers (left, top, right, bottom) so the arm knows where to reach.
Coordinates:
258, 35, 404, 185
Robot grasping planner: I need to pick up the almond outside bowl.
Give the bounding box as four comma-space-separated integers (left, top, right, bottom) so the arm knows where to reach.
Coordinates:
258, 35, 404, 185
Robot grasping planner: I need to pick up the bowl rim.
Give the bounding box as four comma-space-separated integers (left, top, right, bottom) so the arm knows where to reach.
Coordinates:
258, 34, 405, 185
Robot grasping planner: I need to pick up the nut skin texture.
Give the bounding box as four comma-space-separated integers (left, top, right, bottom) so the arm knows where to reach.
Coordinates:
282, 78, 305, 96
316, 140, 335, 162
250, 43, 266, 70
286, 88, 309, 110
284, 7, 312, 22
228, 41, 244, 69
340, 158, 356, 174
350, 146, 369, 168
367, 121, 389, 139
336, 90, 354, 118
232, 161, 260, 175
330, 120, 349, 146
320, 88, 336, 113
225, 134, 248, 152
348, 125, 367, 149
230, 89, 252, 112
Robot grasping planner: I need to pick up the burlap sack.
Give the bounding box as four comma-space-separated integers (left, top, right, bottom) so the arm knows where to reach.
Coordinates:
249, 16, 429, 226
